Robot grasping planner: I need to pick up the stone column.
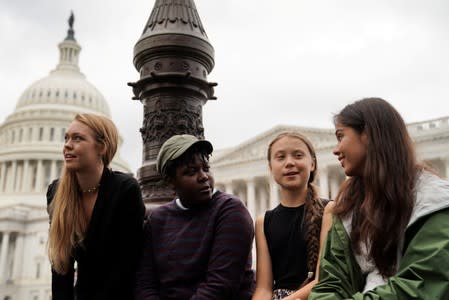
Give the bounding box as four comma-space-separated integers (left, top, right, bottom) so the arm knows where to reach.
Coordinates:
269, 178, 279, 209
21, 160, 30, 193
246, 178, 256, 221
445, 158, 449, 179
330, 176, 341, 200
0, 162, 6, 192
50, 160, 58, 182
12, 233, 24, 279
0, 232, 11, 281
6, 161, 17, 193
15, 162, 22, 192
224, 181, 234, 195
258, 181, 268, 216
319, 167, 329, 199
35, 160, 44, 192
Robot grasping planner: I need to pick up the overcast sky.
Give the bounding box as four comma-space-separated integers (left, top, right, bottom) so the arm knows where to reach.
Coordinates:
1, 0, 449, 174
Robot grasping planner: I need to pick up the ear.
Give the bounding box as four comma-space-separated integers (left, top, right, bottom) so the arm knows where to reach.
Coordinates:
97, 142, 107, 156
311, 157, 316, 172
166, 176, 175, 190
361, 130, 369, 146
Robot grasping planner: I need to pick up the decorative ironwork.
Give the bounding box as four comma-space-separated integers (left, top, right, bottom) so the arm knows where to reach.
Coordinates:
130, 0, 216, 205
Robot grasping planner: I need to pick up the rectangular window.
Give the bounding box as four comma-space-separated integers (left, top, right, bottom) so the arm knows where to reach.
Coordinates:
39, 127, 44, 141
50, 128, 55, 141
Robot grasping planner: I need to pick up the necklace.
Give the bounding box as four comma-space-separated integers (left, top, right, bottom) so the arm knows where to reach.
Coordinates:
81, 184, 100, 193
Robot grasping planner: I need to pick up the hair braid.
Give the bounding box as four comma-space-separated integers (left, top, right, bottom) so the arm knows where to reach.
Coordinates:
300, 184, 327, 287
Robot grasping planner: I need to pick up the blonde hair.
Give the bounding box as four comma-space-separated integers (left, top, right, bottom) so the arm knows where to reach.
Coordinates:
48, 113, 118, 274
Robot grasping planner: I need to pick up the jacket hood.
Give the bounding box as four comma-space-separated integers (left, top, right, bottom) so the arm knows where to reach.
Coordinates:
408, 171, 449, 227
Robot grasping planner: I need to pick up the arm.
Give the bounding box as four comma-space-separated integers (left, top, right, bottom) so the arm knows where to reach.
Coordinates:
309, 214, 364, 300
282, 201, 335, 300
252, 215, 273, 300
311, 208, 449, 299
96, 177, 146, 299
51, 260, 75, 300
191, 198, 254, 299
135, 219, 161, 300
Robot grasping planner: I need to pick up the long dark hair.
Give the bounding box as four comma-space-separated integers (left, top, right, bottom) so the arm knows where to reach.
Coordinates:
333, 98, 418, 277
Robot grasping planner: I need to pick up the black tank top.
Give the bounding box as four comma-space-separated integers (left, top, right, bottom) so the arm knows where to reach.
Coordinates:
264, 204, 308, 290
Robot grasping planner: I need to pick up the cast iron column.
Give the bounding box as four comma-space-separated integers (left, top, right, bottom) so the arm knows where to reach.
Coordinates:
129, 0, 216, 205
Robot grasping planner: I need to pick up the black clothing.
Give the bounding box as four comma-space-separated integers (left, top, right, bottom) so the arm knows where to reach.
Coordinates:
264, 204, 308, 290
47, 168, 145, 300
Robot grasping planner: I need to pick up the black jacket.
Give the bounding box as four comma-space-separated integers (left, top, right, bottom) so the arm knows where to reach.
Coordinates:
47, 168, 145, 300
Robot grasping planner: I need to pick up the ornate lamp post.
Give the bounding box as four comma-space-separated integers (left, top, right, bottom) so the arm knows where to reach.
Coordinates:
129, 0, 216, 205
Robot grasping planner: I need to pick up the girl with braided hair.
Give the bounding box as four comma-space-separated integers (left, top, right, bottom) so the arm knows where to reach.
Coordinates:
252, 132, 334, 300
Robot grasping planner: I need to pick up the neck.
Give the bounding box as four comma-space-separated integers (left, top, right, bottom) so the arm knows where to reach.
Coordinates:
280, 186, 307, 207
76, 164, 104, 193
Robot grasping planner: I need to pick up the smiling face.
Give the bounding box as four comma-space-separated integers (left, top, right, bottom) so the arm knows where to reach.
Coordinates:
168, 153, 214, 208
63, 120, 104, 173
333, 121, 368, 177
269, 136, 315, 192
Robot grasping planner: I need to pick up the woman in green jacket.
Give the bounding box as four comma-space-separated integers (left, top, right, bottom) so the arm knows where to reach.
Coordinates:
310, 98, 449, 299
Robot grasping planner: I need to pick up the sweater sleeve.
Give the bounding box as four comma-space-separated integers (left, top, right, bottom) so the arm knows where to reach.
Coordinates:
135, 219, 161, 300
190, 196, 254, 299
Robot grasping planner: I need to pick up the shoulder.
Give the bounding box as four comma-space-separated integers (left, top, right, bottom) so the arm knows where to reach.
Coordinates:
46, 179, 60, 206
323, 200, 335, 213
108, 169, 139, 186
105, 169, 141, 197
148, 201, 176, 219
212, 191, 253, 223
255, 214, 265, 227
213, 190, 246, 209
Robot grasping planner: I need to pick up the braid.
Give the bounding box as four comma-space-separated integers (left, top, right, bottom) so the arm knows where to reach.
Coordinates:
300, 184, 327, 287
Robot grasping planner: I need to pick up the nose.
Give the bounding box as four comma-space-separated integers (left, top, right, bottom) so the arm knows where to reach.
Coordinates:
284, 155, 294, 167
64, 138, 72, 149
332, 144, 340, 156
198, 169, 208, 182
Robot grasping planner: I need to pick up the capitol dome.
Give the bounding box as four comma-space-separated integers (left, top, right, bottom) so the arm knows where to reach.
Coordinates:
0, 15, 130, 204
15, 65, 110, 116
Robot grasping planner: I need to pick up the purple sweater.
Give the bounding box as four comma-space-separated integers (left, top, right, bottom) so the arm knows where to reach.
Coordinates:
135, 191, 255, 300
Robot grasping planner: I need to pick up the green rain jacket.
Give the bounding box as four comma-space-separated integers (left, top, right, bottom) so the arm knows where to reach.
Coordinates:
310, 172, 449, 300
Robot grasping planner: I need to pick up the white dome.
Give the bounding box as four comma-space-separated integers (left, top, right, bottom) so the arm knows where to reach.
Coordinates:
15, 69, 111, 116
14, 37, 110, 117
0, 24, 131, 192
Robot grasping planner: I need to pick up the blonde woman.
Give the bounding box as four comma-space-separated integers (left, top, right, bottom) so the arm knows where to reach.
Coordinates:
47, 113, 145, 299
